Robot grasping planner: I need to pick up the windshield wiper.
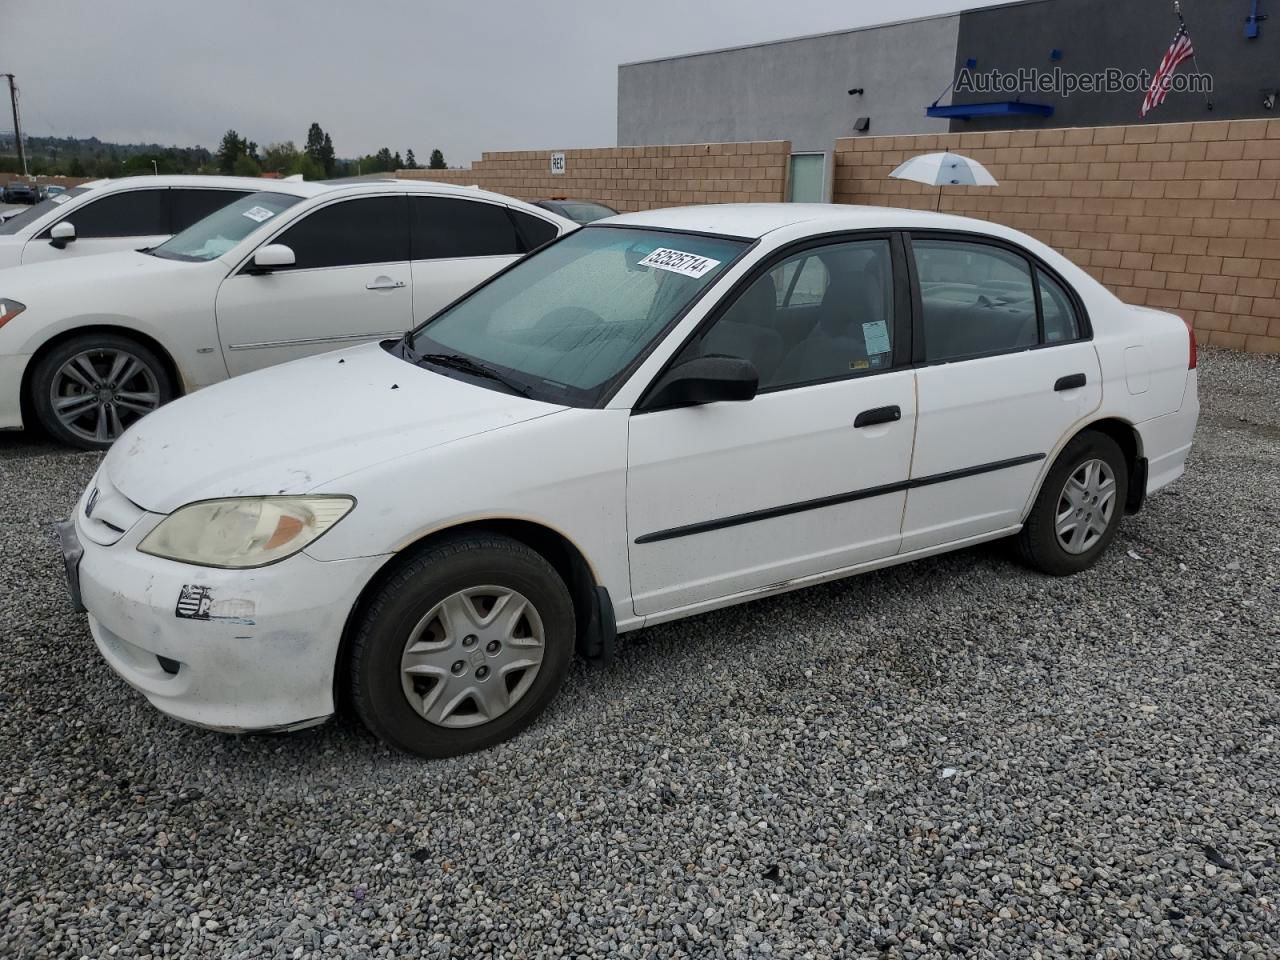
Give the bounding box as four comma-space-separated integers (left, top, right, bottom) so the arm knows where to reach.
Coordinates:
416, 352, 532, 398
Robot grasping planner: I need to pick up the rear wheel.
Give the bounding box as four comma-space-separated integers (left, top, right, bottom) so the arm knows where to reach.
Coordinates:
31, 333, 173, 450
1017, 431, 1129, 576
348, 534, 575, 758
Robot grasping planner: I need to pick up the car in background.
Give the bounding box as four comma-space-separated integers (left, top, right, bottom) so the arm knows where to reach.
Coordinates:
0, 174, 274, 269
0, 180, 574, 447
37, 184, 66, 202
58, 203, 1199, 758
534, 198, 618, 224
3, 180, 37, 204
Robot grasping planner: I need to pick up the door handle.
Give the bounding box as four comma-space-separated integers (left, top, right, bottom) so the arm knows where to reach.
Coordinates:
854, 405, 901, 428
366, 278, 406, 290
1054, 373, 1087, 391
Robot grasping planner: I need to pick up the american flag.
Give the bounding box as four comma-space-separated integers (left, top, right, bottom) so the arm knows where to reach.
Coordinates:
1141, 25, 1196, 117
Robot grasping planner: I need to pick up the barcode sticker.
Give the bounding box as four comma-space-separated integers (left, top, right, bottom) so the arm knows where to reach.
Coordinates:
242, 205, 276, 223
637, 247, 721, 279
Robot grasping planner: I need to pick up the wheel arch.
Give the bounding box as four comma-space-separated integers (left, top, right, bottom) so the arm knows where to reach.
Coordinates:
332, 517, 606, 712
1031, 416, 1146, 520
20, 324, 186, 426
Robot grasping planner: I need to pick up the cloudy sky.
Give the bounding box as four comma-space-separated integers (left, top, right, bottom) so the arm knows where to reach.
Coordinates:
6, 0, 1004, 166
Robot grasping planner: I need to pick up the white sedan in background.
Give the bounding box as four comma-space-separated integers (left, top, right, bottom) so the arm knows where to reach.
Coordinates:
0, 181, 573, 447
0, 174, 271, 267
59, 204, 1199, 759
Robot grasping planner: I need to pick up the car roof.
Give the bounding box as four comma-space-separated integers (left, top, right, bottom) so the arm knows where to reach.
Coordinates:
77, 174, 294, 193
603, 203, 1013, 241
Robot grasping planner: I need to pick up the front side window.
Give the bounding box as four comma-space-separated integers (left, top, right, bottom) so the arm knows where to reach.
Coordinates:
410, 226, 747, 406
412, 197, 523, 260
42, 189, 168, 239
273, 196, 409, 270
913, 239, 1038, 362
685, 238, 895, 391
0, 186, 91, 235
170, 189, 253, 233
150, 191, 302, 262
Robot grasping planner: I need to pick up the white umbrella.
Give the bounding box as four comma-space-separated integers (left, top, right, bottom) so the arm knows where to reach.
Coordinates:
889, 151, 998, 210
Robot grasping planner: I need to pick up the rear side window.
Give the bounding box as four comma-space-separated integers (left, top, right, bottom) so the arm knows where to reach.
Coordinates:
171, 189, 252, 232
273, 196, 409, 270
44, 189, 169, 239
411, 197, 523, 260
912, 239, 1038, 362
1038, 270, 1081, 343
510, 210, 560, 250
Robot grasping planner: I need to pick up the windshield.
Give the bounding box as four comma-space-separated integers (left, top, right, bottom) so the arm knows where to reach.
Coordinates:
0, 186, 91, 235
149, 191, 302, 261
409, 226, 749, 406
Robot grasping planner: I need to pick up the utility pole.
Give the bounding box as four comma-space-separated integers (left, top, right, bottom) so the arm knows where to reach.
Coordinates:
3, 74, 27, 177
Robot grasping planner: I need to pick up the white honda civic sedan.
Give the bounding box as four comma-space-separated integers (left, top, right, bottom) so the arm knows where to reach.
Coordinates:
0, 180, 572, 447
59, 204, 1199, 758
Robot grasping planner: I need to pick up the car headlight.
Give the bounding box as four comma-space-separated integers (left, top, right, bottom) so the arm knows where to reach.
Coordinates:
0, 299, 26, 330
138, 496, 355, 568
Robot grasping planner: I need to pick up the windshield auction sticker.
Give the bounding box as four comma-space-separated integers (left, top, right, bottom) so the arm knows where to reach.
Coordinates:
241, 205, 276, 223
51, 194, 72, 204
638, 247, 721, 279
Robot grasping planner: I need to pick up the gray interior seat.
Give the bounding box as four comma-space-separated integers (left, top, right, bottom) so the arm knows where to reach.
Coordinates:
772, 258, 886, 387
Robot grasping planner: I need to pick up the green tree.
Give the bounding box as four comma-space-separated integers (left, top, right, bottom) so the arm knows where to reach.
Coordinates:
217, 129, 246, 173
287, 154, 326, 180
232, 154, 262, 177
262, 141, 300, 174
428, 148, 446, 169
405, 149, 417, 169
305, 123, 336, 176
374, 147, 394, 172
69, 157, 86, 177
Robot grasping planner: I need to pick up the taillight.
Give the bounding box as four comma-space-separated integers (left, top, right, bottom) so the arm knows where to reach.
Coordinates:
1182, 316, 1197, 369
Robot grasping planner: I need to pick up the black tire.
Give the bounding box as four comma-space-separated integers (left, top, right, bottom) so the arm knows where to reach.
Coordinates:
1016, 430, 1129, 576
349, 534, 575, 759
30, 332, 175, 450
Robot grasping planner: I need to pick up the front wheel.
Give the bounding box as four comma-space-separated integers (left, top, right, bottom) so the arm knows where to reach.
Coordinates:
348, 534, 575, 758
30, 333, 174, 450
1016, 431, 1129, 576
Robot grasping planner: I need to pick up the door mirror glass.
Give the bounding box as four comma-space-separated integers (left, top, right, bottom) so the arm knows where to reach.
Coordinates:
49, 221, 76, 248
642, 356, 759, 410
251, 243, 296, 272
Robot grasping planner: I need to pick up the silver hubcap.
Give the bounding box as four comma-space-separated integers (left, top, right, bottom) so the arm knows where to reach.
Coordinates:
50, 348, 160, 443
1055, 458, 1117, 555
399, 586, 545, 729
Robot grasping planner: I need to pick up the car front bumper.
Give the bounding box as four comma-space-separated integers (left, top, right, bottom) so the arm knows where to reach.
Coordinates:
0, 353, 30, 430
66, 505, 388, 733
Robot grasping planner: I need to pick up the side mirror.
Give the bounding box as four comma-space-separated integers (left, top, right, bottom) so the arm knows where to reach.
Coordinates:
641, 355, 758, 411
49, 221, 76, 249
249, 244, 295, 273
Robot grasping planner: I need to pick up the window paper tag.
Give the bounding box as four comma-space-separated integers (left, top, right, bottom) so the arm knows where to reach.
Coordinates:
862, 319, 891, 355
637, 247, 721, 278
241, 205, 276, 223
51, 194, 72, 204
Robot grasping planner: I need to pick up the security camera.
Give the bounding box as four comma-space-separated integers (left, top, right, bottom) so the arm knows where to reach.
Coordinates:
1264, 89, 1278, 111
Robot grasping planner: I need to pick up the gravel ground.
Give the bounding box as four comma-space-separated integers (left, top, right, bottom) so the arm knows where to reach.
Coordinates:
1, 347, 1277, 959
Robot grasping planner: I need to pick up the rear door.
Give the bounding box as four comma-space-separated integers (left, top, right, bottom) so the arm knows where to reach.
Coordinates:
626, 234, 917, 616
216, 195, 412, 375
409, 197, 556, 321
23, 187, 171, 264
901, 234, 1101, 552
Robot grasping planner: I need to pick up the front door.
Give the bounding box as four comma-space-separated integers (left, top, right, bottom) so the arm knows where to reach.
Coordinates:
901, 235, 1102, 552
216, 196, 412, 376
627, 236, 916, 616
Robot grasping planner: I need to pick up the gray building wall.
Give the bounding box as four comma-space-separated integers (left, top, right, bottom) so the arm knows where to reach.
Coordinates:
617, 16, 961, 152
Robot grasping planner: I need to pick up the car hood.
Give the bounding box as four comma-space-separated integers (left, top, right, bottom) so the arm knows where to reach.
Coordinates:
0, 249, 190, 299
103, 342, 566, 513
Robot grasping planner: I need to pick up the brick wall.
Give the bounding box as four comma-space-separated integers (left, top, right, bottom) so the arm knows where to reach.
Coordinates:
833, 119, 1280, 354
395, 141, 791, 213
